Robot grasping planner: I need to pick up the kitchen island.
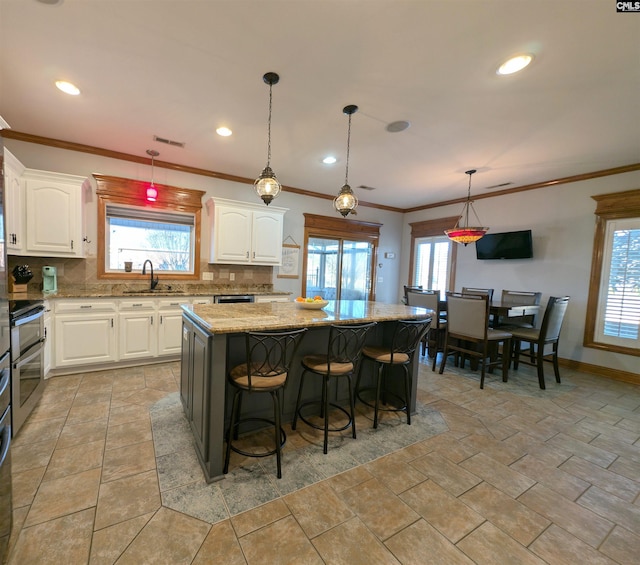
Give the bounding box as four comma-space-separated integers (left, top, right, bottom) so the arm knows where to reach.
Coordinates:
181, 300, 433, 482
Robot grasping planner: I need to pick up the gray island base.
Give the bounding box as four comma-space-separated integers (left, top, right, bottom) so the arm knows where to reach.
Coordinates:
180, 300, 433, 482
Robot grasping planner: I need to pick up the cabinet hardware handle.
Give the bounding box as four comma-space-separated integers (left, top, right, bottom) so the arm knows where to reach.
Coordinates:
71, 240, 74, 249
246, 251, 249, 258
80, 305, 92, 309
160, 315, 163, 324
253, 251, 255, 259
133, 303, 143, 307
111, 319, 114, 327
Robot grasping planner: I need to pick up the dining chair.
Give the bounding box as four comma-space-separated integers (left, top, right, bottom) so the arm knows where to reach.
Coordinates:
405, 290, 446, 370
497, 290, 542, 329
439, 292, 512, 389
356, 318, 431, 428
403, 285, 423, 304
223, 328, 307, 479
461, 287, 494, 302
292, 322, 376, 454
511, 296, 570, 390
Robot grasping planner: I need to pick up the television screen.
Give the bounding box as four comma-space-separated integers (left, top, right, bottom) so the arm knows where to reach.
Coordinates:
475, 229, 533, 260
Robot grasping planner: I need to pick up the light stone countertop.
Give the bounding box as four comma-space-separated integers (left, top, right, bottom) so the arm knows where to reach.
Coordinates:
182, 300, 433, 335
10, 286, 290, 301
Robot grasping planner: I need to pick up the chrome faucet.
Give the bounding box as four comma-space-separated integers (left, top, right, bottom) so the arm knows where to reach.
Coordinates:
141, 260, 159, 290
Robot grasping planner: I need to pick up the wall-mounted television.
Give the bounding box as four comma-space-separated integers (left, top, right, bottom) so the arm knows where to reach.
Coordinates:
475, 229, 533, 260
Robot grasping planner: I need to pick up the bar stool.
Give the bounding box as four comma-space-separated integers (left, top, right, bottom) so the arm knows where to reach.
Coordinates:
223, 328, 307, 479
292, 322, 376, 454
356, 318, 431, 428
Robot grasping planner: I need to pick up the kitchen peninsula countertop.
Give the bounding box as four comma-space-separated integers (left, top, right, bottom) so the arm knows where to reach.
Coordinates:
182, 300, 433, 334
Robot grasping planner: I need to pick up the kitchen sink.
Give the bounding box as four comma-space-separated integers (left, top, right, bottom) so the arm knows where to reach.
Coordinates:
122, 289, 186, 294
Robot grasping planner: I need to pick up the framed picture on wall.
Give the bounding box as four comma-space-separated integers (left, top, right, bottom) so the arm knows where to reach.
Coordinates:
277, 243, 300, 279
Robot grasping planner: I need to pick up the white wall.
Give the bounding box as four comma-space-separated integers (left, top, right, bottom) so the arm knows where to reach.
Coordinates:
9, 139, 638, 373
5, 139, 404, 304
402, 170, 640, 375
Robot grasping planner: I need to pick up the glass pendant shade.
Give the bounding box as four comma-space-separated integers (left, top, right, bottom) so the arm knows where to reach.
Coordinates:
444, 169, 489, 246
146, 149, 159, 203
334, 104, 359, 217
146, 185, 158, 202
255, 72, 281, 205
334, 184, 358, 217
254, 165, 281, 205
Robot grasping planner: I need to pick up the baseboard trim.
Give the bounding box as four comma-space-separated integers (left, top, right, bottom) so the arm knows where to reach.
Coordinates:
558, 358, 640, 386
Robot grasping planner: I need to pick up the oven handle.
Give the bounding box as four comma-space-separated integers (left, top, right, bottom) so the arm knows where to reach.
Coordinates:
0, 366, 8, 398
13, 338, 45, 370
13, 305, 45, 327
0, 420, 10, 467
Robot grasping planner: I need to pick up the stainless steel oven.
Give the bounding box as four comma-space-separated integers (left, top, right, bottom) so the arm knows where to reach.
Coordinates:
10, 300, 45, 436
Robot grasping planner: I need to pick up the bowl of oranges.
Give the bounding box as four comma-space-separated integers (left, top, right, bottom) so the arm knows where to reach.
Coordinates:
294, 296, 330, 309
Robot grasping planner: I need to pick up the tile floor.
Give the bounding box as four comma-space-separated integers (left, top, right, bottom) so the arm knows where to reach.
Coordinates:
5, 356, 640, 564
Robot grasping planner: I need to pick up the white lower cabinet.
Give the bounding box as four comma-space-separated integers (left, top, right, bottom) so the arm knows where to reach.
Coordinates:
52, 296, 212, 370
118, 300, 157, 360
43, 301, 52, 376
157, 298, 192, 356
54, 301, 118, 368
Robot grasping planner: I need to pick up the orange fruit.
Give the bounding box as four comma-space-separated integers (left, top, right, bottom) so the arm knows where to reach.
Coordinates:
295, 296, 304, 302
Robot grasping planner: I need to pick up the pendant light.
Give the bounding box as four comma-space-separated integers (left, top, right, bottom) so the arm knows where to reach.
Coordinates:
334, 104, 359, 217
444, 169, 489, 245
254, 72, 281, 205
146, 149, 159, 202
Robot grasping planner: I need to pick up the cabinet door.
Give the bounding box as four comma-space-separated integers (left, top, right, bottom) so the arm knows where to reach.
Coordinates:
4, 149, 25, 254
25, 177, 82, 256
54, 314, 116, 367
180, 319, 192, 413
158, 310, 183, 356
211, 205, 252, 263
43, 309, 52, 376
251, 210, 284, 264
190, 322, 210, 460
119, 311, 157, 360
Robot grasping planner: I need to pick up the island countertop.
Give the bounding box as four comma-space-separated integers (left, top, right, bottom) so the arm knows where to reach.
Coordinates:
182, 300, 433, 334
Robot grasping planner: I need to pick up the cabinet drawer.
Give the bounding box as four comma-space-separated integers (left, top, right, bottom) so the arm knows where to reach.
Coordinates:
54, 300, 117, 313
158, 298, 191, 310
119, 299, 156, 311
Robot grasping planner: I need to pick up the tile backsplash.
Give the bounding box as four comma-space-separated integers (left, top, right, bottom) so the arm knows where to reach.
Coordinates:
8, 256, 275, 294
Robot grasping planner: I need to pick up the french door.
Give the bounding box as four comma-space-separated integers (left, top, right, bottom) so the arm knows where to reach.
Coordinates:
304, 237, 374, 300
302, 213, 380, 301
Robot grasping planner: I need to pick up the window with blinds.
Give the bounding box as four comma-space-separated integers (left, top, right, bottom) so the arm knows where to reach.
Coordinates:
412, 236, 452, 300
105, 204, 196, 274
595, 219, 640, 347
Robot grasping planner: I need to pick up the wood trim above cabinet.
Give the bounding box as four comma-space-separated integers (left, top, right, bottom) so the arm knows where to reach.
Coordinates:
94, 174, 205, 212
94, 174, 204, 280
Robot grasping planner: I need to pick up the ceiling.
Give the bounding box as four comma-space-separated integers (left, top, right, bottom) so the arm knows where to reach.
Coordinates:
1, 0, 639, 211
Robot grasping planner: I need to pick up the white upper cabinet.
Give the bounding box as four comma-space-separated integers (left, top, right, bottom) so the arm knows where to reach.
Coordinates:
23, 169, 87, 257
3, 148, 25, 253
206, 197, 287, 265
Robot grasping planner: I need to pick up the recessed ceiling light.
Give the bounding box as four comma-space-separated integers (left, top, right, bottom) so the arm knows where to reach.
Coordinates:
322, 156, 337, 165
497, 54, 533, 75
386, 120, 410, 133
216, 127, 232, 137
55, 80, 80, 95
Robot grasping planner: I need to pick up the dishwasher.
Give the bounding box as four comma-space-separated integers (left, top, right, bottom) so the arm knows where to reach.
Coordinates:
213, 295, 254, 304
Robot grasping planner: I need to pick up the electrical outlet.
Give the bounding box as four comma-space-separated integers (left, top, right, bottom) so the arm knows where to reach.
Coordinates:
202, 272, 213, 281
230, 273, 235, 281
